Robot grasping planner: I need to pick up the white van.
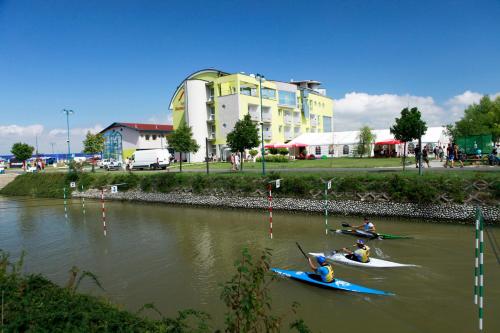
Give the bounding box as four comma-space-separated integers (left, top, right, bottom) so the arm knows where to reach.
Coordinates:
130, 149, 170, 170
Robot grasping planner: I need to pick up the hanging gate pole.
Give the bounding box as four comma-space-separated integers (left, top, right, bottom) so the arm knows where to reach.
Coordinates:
81, 184, 86, 216
268, 183, 273, 239
63, 187, 68, 220
479, 211, 484, 331
101, 188, 107, 237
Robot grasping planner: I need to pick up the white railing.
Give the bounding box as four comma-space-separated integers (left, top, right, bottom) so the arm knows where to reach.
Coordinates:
263, 131, 272, 140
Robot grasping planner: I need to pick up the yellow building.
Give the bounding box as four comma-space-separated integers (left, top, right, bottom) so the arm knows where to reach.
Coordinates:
169, 68, 333, 162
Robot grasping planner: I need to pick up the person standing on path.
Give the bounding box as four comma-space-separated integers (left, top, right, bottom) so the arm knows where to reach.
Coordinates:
234, 152, 240, 171
230, 153, 235, 171
438, 146, 444, 162
423, 145, 430, 168
455, 144, 464, 168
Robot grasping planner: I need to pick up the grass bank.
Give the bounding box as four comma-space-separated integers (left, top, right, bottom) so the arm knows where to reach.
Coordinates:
1, 170, 499, 205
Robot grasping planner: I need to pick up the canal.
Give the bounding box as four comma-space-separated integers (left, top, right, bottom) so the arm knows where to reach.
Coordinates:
1, 196, 499, 332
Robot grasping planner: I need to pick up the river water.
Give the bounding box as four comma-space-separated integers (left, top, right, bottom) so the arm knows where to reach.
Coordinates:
1, 196, 499, 332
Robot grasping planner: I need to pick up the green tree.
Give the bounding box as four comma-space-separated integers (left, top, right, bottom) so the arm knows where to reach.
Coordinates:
11, 142, 34, 170
452, 95, 500, 142
390, 107, 427, 171
221, 248, 310, 333
357, 125, 376, 158
226, 114, 260, 171
167, 122, 200, 172
82, 131, 105, 172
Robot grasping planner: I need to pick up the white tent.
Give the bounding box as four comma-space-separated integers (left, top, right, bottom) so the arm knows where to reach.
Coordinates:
288, 127, 449, 157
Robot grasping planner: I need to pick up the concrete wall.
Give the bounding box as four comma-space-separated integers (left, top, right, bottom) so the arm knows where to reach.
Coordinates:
186, 79, 209, 162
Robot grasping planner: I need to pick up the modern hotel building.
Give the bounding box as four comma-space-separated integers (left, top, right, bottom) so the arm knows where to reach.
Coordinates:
169, 69, 333, 162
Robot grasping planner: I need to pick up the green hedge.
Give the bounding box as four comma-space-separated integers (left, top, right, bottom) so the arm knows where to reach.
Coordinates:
1, 171, 498, 205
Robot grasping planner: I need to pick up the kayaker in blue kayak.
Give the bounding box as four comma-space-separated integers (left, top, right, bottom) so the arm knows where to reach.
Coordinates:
308, 255, 335, 283
353, 217, 376, 232
342, 239, 371, 263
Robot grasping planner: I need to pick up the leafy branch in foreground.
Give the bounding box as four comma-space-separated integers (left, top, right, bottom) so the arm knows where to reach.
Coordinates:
221, 248, 310, 333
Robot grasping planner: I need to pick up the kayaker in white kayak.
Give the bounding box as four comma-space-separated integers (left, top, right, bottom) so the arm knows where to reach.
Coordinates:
342, 239, 371, 263
353, 217, 376, 233
307, 255, 335, 283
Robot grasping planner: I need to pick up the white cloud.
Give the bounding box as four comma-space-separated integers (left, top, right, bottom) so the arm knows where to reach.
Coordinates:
48, 124, 104, 137
334, 92, 445, 131
147, 113, 172, 124
0, 124, 44, 138
0, 124, 103, 154
334, 91, 500, 131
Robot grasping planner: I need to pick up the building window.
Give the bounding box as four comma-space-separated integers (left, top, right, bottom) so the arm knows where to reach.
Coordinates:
152, 135, 157, 140
145, 135, 150, 140
278, 90, 296, 106
315, 146, 321, 155
343, 145, 349, 155
261, 88, 276, 100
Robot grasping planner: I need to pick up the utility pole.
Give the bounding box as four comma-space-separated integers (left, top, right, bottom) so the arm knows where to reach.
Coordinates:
50, 142, 56, 155
62, 109, 74, 162
35, 135, 39, 156
256, 73, 266, 175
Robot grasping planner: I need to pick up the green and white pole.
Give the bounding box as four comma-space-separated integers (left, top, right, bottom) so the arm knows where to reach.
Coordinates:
479, 210, 484, 331
474, 216, 479, 305
63, 187, 67, 220
81, 184, 86, 216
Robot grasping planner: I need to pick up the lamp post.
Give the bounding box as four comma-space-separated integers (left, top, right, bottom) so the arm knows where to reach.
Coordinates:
256, 73, 266, 175
62, 109, 74, 163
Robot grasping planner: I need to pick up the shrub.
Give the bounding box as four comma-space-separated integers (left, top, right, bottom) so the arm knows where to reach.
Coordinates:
307, 154, 315, 160
268, 147, 279, 155
278, 148, 289, 156
249, 149, 259, 158
256, 156, 289, 163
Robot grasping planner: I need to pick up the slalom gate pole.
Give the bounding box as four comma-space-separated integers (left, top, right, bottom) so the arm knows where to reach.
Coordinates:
101, 188, 107, 237
479, 210, 484, 331
324, 182, 328, 235
63, 187, 67, 220
81, 184, 86, 216
268, 183, 272, 239
474, 216, 479, 305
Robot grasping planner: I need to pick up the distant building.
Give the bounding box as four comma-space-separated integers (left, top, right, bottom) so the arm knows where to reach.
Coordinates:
287, 126, 450, 158
169, 68, 334, 162
99, 122, 173, 161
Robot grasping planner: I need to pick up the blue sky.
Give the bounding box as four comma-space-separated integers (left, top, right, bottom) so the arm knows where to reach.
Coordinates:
1, 0, 499, 153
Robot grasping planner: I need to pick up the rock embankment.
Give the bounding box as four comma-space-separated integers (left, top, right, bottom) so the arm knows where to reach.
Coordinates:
73, 189, 500, 223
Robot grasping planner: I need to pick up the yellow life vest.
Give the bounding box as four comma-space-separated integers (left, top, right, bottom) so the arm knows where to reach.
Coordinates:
354, 245, 371, 263
322, 264, 334, 283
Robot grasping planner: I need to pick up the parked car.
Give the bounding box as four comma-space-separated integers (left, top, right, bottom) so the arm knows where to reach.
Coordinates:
130, 149, 170, 170
9, 158, 24, 168
105, 159, 122, 171
98, 159, 109, 168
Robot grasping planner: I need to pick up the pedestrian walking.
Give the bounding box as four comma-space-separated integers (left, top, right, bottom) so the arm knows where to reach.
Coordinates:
456, 145, 464, 168
438, 146, 444, 162
235, 152, 241, 171
423, 145, 430, 168
230, 153, 236, 171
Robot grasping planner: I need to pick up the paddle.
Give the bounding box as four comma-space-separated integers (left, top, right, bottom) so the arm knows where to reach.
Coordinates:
296, 242, 309, 260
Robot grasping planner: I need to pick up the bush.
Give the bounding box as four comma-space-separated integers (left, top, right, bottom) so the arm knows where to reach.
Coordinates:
278, 148, 289, 156
307, 154, 315, 160
256, 155, 289, 163
249, 149, 259, 158
268, 148, 279, 155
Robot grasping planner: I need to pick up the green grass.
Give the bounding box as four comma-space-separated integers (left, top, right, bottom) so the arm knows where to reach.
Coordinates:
173, 157, 412, 171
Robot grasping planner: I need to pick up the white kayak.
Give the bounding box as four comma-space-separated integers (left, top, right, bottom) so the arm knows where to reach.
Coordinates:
309, 252, 419, 268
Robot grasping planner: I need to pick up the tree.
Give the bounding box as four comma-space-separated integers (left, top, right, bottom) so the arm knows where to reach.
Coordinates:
451, 95, 500, 142
357, 126, 375, 158
390, 107, 427, 171
82, 131, 105, 172
226, 114, 260, 171
167, 122, 200, 172
11, 142, 34, 170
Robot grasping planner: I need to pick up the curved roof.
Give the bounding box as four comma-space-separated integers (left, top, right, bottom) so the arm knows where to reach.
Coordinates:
168, 68, 229, 109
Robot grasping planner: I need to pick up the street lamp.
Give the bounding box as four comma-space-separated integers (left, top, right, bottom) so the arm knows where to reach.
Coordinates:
62, 109, 74, 163
256, 73, 266, 175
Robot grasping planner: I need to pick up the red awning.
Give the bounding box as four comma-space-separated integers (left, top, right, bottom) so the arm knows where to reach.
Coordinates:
291, 143, 308, 147
375, 140, 402, 145
264, 144, 275, 148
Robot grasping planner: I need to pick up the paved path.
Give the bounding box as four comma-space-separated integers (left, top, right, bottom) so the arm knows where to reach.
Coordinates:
0, 173, 18, 190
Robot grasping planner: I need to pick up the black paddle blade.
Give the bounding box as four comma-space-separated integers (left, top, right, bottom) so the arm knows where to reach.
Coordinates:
295, 242, 308, 259
341, 223, 351, 227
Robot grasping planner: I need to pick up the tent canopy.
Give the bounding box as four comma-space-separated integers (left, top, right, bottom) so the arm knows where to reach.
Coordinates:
265, 143, 307, 148
375, 139, 402, 145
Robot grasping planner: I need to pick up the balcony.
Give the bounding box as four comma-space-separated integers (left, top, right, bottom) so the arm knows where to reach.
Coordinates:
208, 132, 216, 140
284, 127, 293, 140
284, 112, 292, 125
262, 111, 272, 123
294, 127, 301, 137
310, 116, 318, 127
207, 113, 215, 122
263, 130, 272, 140
293, 112, 301, 125
206, 95, 214, 103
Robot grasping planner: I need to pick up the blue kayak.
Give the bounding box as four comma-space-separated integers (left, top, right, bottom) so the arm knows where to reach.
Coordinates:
271, 268, 394, 296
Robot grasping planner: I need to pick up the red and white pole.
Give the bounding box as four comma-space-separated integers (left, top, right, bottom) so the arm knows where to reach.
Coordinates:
101, 188, 107, 237
268, 183, 273, 239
